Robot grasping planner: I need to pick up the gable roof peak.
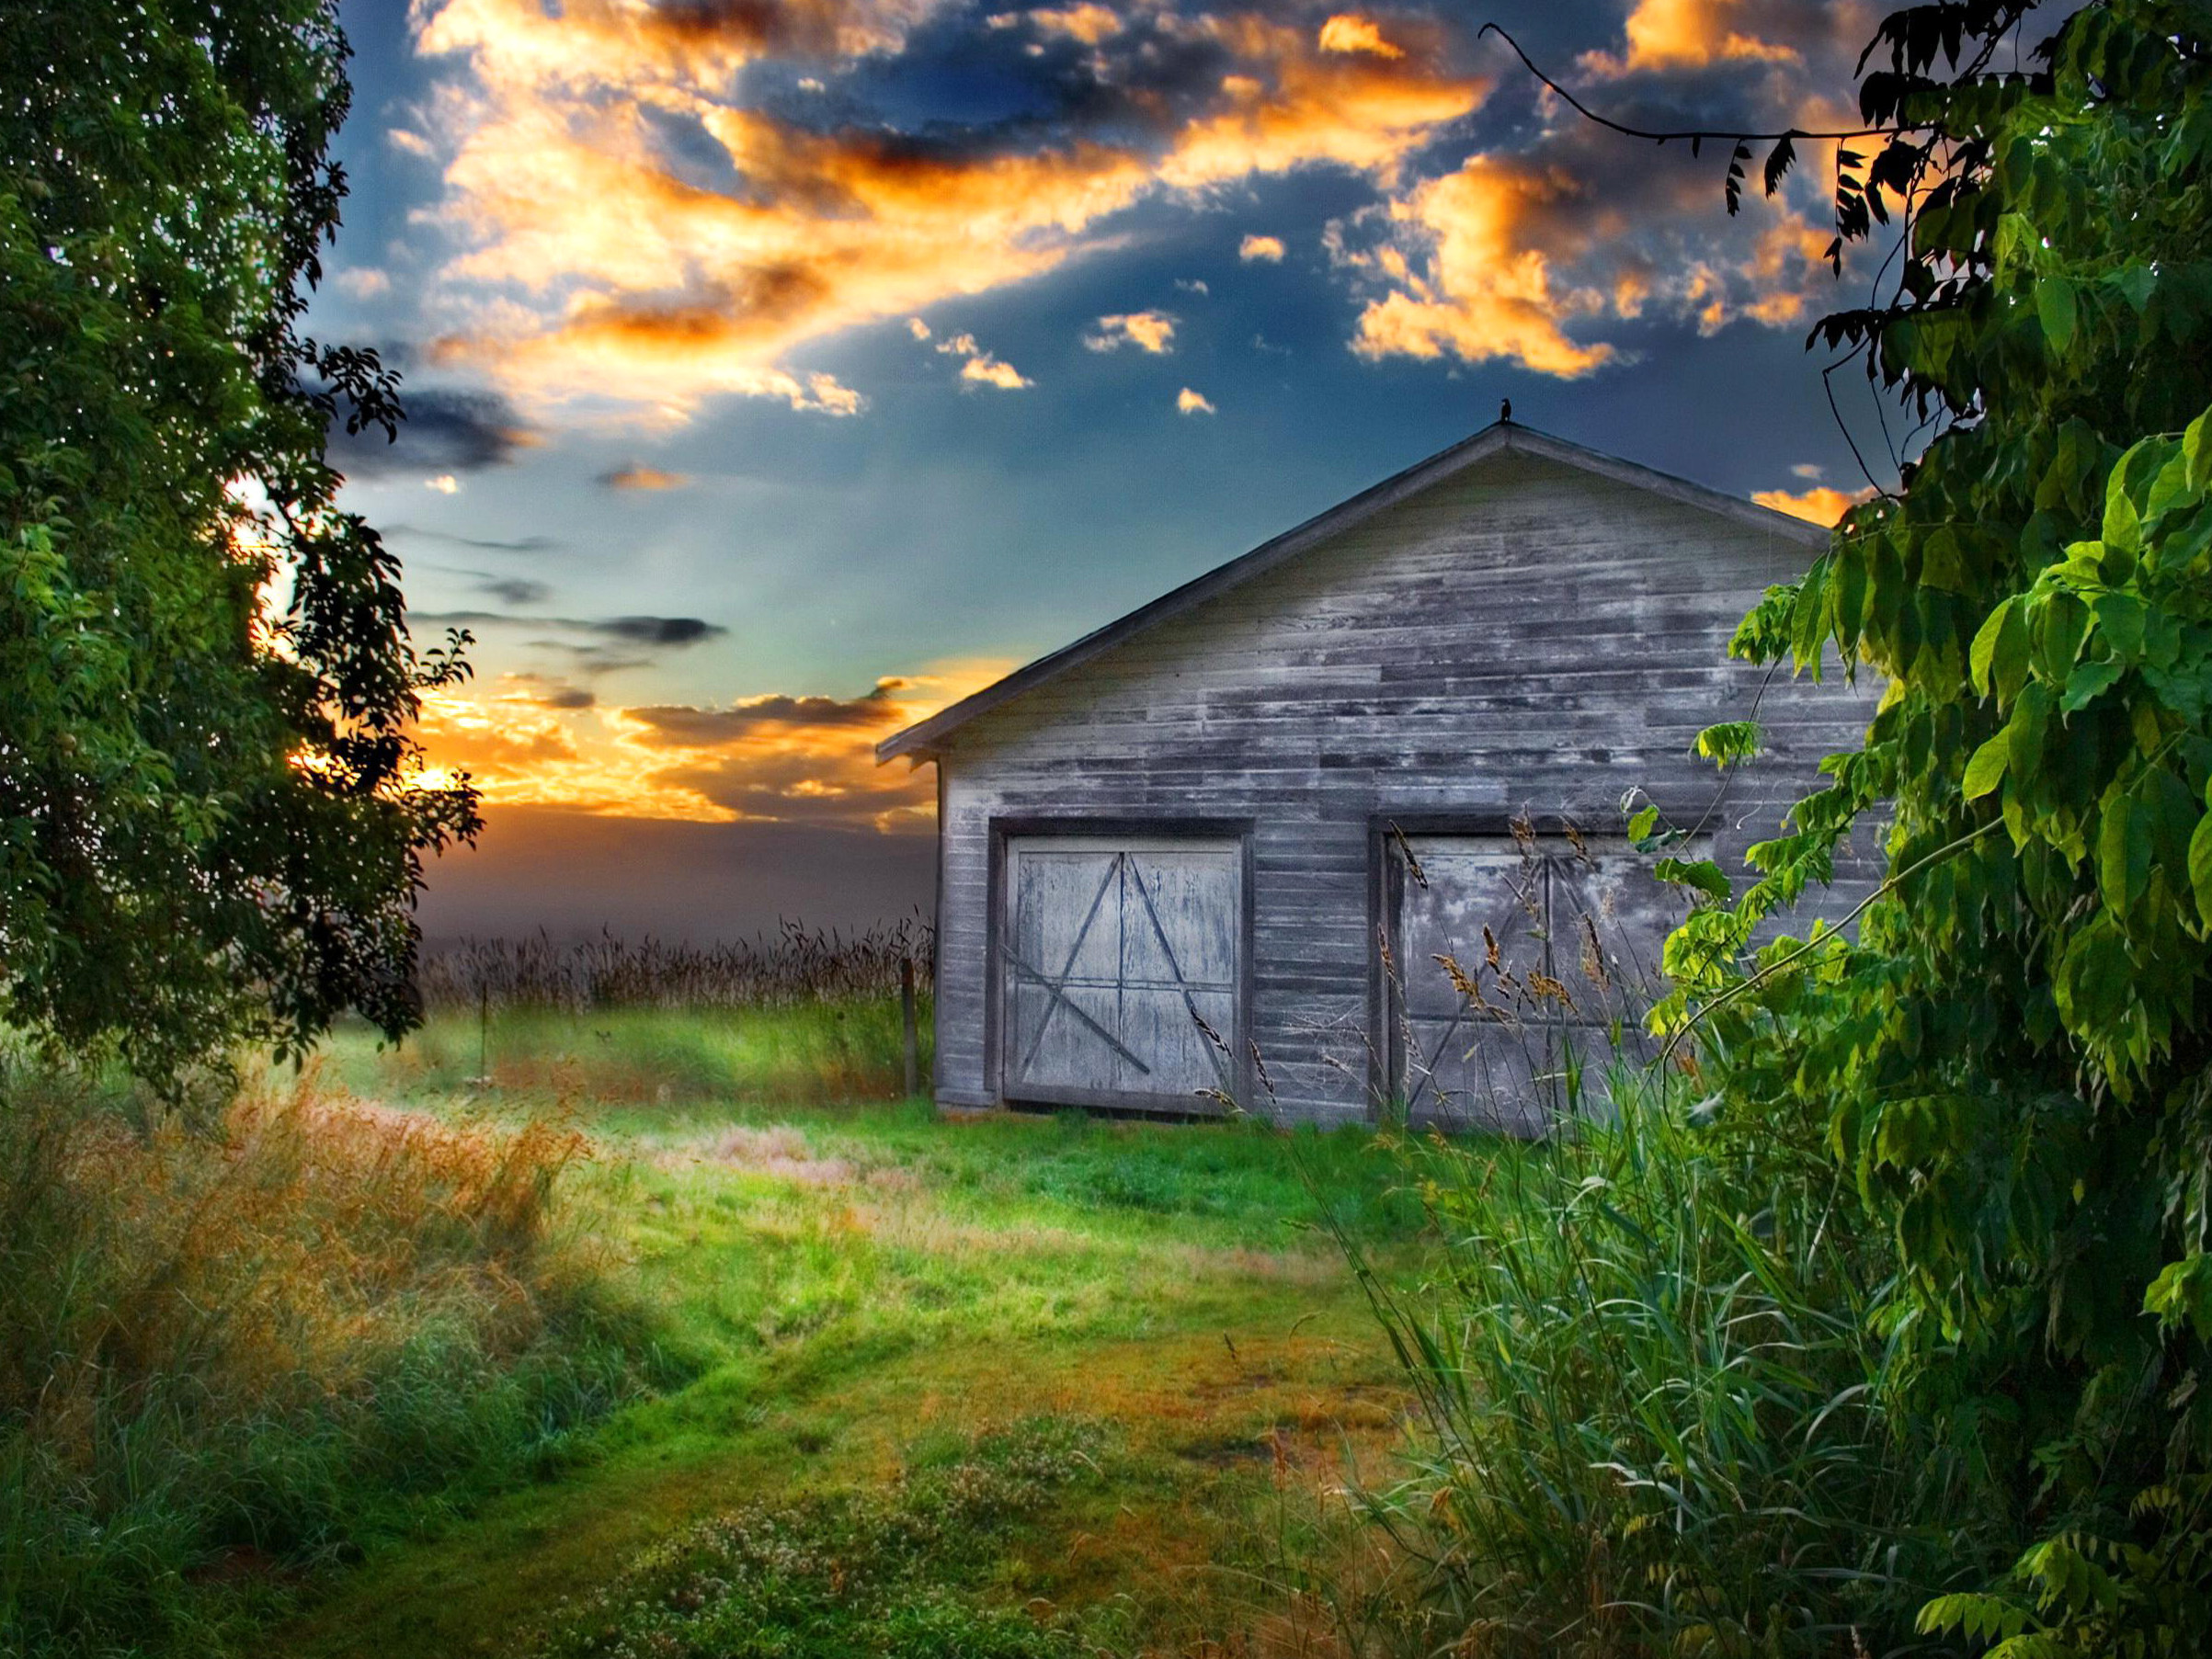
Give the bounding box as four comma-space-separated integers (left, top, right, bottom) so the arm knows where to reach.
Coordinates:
879, 419, 1829, 764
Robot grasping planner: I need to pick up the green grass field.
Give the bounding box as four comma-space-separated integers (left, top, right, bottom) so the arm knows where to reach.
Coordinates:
272, 1006, 1433, 1657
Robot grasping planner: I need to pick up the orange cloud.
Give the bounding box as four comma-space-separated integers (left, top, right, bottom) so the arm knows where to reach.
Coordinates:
961, 355, 1032, 389
417, 0, 922, 94
1176, 386, 1216, 415
1751, 483, 1875, 525
1341, 113, 1853, 377
600, 462, 690, 490
1318, 15, 1404, 59
1157, 15, 1483, 191
1086, 310, 1177, 353
1238, 233, 1286, 262
1345, 154, 1615, 378
1579, 0, 1803, 76
1023, 4, 1123, 44
413, 1, 1485, 419
417, 661, 1014, 829
933, 329, 1032, 388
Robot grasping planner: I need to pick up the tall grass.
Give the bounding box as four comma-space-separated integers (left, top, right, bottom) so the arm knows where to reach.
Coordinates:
0, 1060, 672, 1657
418, 917, 934, 1013
1339, 1075, 1985, 1657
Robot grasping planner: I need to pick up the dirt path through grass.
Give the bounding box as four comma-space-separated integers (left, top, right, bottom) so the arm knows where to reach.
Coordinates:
274, 1044, 1427, 1657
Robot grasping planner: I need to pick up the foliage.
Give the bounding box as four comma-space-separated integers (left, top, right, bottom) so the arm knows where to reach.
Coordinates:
1638, 1, 2212, 1649
0, 0, 477, 1087
1336, 1074, 1981, 1658
519, 1417, 1106, 1659
0, 1059, 667, 1658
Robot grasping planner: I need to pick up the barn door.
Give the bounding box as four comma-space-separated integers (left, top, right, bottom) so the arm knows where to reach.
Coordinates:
1385, 833, 1681, 1133
1000, 835, 1243, 1113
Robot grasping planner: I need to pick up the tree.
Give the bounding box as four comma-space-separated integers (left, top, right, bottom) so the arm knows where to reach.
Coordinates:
0, 1, 478, 1088
1597, 0, 2212, 1642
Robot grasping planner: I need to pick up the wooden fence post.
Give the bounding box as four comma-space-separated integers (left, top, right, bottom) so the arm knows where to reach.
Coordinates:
900, 955, 920, 1100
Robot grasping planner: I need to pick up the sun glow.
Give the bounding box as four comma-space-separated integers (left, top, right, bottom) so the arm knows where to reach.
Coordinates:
413, 661, 1015, 829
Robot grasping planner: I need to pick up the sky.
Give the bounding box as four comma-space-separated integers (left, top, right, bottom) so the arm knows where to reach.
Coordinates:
314, 0, 1954, 942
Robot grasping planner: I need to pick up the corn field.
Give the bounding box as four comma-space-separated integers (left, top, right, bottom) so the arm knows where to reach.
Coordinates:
416, 917, 936, 1012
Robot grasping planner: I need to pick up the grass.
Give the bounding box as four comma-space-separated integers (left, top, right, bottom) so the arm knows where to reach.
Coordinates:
348, 1000, 932, 1108
241, 1005, 1432, 1659
0, 1058, 667, 1659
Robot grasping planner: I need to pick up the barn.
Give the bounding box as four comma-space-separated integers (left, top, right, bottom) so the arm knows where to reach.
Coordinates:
877, 418, 1877, 1131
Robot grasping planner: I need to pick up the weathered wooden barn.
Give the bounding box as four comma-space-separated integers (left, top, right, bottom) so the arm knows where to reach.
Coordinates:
877, 420, 1877, 1130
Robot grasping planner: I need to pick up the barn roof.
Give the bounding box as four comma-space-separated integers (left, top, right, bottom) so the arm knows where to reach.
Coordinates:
876, 418, 1831, 764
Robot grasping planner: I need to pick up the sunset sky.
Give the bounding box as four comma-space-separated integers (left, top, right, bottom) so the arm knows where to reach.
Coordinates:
314, 0, 1940, 940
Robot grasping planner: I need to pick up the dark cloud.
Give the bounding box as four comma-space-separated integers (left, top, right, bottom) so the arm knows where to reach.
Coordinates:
328, 386, 537, 477
651, 770, 918, 825
502, 672, 600, 710
408, 609, 727, 647
626, 691, 891, 747
385, 523, 564, 554
481, 576, 554, 607
597, 616, 727, 645
428, 565, 555, 608
526, 641, 656, 676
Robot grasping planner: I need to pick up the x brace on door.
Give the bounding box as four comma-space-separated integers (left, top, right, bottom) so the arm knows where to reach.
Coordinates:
1007, 851, 1150, 1082
1005, 849, 1236, 1098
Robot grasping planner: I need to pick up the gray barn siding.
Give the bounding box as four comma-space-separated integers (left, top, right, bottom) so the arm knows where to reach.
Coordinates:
920, 448, 1879, 1124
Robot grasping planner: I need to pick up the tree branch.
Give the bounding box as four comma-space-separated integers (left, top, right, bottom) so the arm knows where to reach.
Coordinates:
1478, 24, 1927, 144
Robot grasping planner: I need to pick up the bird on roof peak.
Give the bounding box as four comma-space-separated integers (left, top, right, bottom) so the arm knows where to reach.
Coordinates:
1499, 397, 1512, 423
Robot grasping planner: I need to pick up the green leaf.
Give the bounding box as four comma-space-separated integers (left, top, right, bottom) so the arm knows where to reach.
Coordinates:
2191, 811, 2212, 927
2111, 261, 2157, 314
2098, 790, 2149, 915
1921, 526, 1967, 591
2011, 681, 2054, 777
1655, 858, 1733, 902
2092, 591, 2146, 658
1693, 720, 1763, 768
1971, 598, 2019, 697
1964, 733, 2012, 800
2188, 408, 2212, 494
2037, 277, 2078, 355
1790, 556, 1830, 667
2060, 657, 2126, 712
2104, 472, 2143, 553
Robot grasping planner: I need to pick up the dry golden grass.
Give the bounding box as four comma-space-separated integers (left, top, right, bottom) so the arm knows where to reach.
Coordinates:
0, 1061, 653, 1657
2, 1065, 588, 1440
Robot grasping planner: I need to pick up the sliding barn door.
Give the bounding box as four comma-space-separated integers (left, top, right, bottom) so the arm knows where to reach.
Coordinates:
1385, 833, 1681, 1133
999, 835, 1243, 1113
